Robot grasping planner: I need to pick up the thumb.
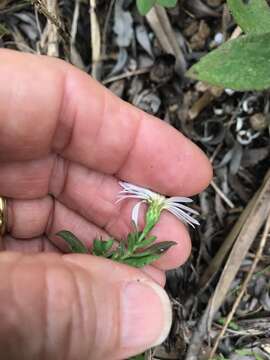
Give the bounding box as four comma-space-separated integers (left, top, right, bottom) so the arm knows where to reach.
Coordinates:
0, 252, 172, 360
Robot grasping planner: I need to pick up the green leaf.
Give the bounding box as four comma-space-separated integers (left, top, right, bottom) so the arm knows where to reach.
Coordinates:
187, 33, 270, 91
57, 231, 89, 254
127, 232, 137, 253
137, 235, 157, 248
136, 0, 156, 15
93, 238, 114, 256
0, 24, 9, 39
130, 241, 176, 258
121, 253, 161, 268
129, 354, 145, 360
227, 0, 270, 35
217, 317, 240, 331
111, 242, 126, 260
156, 0, 177, 8
145, 241, 177, 254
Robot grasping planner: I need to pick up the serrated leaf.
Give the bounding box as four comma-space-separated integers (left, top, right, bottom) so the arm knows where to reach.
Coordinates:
187, 33, 270, 91
227, 0, 270, 35
136, 0, 156, 15
156, 0, 177, 8
121, 253, 161, 268
57, 231, 88, 254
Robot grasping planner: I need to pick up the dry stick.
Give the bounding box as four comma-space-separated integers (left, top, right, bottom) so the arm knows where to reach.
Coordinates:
209, 213, 270, 359
210, 180, 235, 209
102, 68, 151, 85
101, 0, 115, 58
146, 6, 186, 76
30, 0, 70, 58
185, 169, 270, 360
46, 0, 59, 57
89, 0, 101, 80
69, 0, 85, 70
154, 5, 186, 75
70, 0, 80, 45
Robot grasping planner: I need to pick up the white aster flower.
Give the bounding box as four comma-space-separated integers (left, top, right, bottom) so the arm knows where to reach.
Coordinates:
117, 181, 200, 228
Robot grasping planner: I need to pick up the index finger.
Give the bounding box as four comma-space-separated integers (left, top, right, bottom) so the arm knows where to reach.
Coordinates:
0, 50, 212, 195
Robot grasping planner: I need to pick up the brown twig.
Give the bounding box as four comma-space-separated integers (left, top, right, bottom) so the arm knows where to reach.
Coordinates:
102, 68, 151, 85
211, 180, 235, 209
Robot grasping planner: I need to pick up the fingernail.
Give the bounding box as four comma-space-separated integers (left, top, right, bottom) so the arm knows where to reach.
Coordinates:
120, 279, 172, 350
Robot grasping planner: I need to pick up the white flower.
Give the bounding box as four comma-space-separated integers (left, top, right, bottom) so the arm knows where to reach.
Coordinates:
117, 181, 200, 228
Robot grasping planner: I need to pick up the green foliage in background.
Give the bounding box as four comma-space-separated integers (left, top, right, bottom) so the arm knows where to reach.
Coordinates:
187, 0, 270, 91
136, 0, 177, 15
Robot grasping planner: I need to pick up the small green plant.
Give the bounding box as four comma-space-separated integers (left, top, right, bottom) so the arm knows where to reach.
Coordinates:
136, 0, 177, 15
187, 0, 270, 91
57, 184, 198, 360
57, 181, 199, 268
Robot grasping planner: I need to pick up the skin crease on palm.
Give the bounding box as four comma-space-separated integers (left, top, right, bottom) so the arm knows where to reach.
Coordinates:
0, 49, 212, 360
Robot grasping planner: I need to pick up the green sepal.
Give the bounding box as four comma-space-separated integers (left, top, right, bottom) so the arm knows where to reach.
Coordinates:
56, 230, 89, 254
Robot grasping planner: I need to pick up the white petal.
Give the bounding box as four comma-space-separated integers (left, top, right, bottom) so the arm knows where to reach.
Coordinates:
131, 201, 144, 227
167, 196, 193, 203
115, 194, 146, 204
118, 181, 159, 202
167, 206, 200, 227
165, 202, 200, 215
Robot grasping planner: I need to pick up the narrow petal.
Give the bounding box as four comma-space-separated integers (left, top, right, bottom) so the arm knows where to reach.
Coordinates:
131, 201, 144, 227
119, 181, 156, 199
115, 194, 146, 204
167, 196, 193, 203
167, 206, 200, 227
166, 202, 200, 215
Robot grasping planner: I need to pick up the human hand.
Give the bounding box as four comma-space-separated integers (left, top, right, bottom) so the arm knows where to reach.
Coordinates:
0, 50, 212, 360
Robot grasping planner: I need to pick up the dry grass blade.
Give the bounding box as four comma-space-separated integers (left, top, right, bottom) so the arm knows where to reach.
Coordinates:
200, 169, 270, 288
210, 180, 235, 209
186, 169, 270, 360
208, 169, 270, 321
146, 5, 186, 76
209, 213, 270, 359
45, 0, 59, 57
90, 0, 101, 80
31, 0, 70, 55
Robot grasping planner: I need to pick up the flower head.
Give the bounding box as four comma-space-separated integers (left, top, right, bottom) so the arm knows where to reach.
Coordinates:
117, 181, 199, 228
